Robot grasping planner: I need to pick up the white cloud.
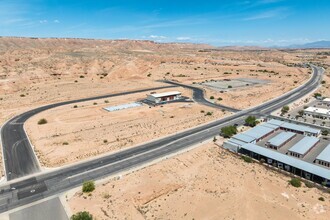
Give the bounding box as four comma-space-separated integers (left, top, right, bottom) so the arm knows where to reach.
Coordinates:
176, 37, 191, 41
39, 20, 48, 24
149, 35, 167, 39
54, 19, 60, 23
243, 7, 288, 20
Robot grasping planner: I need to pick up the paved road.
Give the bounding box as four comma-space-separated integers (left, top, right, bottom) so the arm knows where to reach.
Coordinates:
0, 65, 323, 214
0, 85, 179, 180
159, 80, 240, 112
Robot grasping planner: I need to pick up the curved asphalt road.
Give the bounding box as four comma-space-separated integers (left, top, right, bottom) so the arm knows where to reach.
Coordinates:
159, 80, 240, 112
0, 85, 180, 180
0, 65, 324, 214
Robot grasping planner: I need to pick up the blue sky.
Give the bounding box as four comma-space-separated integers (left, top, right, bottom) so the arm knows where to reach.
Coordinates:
0, 0, 329, 46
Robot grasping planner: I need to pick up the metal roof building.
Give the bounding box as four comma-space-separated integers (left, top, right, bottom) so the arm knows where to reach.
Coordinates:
315, 144, 330, 167
232, 133, 256, 143
146, 91, 182, 104
266, 132, 296, 149
260, 122, 280, 130
288, 136, 319, 158
240, 143, 330, 181
267, 119, 321, 137
243, 125, 276, 141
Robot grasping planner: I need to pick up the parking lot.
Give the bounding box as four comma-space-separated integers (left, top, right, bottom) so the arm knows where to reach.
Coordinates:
200, 78, 269, 91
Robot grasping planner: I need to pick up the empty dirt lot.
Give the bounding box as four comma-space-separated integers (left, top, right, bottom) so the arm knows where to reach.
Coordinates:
68, 141, 330, 220
25, 87, 229, 167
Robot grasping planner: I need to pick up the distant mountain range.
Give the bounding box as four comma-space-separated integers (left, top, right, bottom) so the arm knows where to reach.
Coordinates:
284, 40, 330, 49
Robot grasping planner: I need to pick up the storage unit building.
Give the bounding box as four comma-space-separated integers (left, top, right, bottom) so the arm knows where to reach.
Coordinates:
243, 125, 277, 142
239, 143, 330, 186
146, 91, 182, 104
288, 136, 319, 158
322, 98, 330, 106
315, 144, 330, 168
266, 132, 296, 150
267, 119, 321, 137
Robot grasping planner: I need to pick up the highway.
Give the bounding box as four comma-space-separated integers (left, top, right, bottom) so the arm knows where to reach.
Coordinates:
0, 65, 324, 214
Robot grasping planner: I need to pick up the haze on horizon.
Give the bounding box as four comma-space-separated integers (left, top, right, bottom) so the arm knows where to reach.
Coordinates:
0, 0, 329, 47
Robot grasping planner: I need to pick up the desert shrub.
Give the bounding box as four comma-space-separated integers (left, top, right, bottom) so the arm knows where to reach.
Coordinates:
104, 100, 109, 103
71, 211, 93, 220
62, 142, 69, 145
318, 197, 325, 202
210, 96, 214, 99
38, 118, 48, 125
200, 110, 205, 113
205, 112, 213, 116
103, 139, 108, 143
322, 130, 329, 136
147, 73, 151, 77
228, 85, 232, 88
20, 94, 25, 97
289, 178, 301, 187
281, 106, 290, 114
245, 116, 257, 127
73, 105, 78, 108
82, 181, 95, 193
93, 102, 97, 105
217, 97, 223, 101
304, 182, 314, 188
220, 126, 237, 138
79, 75, 85, 78
241, 156, 253, 163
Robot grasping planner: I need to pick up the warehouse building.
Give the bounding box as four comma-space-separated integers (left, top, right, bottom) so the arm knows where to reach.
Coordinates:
239, 143, 330, 186
223, 122, 278, 152
315, 144, 330, 168
304, 107, 330, 120
267, 119, 320, 137
146, 91, 182, 104
288, 136, 319, 158
266, 132, 296, 150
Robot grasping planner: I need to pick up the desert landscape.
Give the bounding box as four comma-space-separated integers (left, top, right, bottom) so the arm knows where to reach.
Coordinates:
0, 38, 317, 173
0, 37, 329, 220
25, 87, 230, 167
68, 140, 330, 220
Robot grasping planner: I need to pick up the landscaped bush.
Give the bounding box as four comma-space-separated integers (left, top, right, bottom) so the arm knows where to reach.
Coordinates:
210, 96, 214, 100
289, 178, 301, 187
38, 118, 48, 125
241, 156, 253, 163
71, 211, 93, 220
82, 181, 95, 193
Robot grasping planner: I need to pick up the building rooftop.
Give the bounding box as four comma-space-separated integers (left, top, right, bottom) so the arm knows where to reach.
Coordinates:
260, 122, 280, 130
267, 132, 296, 147
232, 133, 256, 143
149, 91, 181, 98
288, 136, 319, 155
240, 143, 330, 179
304, 107, 330, 115
323, 98, 330, 102
316, 144, 330, 163
244, 125, 275, 140
268, 119, 320, 135
227, 138, 247, 147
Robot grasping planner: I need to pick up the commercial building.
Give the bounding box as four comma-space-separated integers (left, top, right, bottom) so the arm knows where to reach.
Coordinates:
321, 98, 330, 106
315, 144, 330, 168
267, 119, 320, 137
287, 136, 319, 158
146, 91, 182, 104
240, 143, 330, 185
266, 132, 296, 150
304, 107, 330, 120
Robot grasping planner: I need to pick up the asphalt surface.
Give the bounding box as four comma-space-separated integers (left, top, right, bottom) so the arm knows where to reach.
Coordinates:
0, 85, 178, 180
159, 80, 240, 112
0, 65, 324, 215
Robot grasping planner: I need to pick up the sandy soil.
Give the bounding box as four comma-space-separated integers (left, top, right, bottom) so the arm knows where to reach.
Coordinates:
25, 88, 229, 167
0, 37, 322, 177
68, 141, 330, 220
